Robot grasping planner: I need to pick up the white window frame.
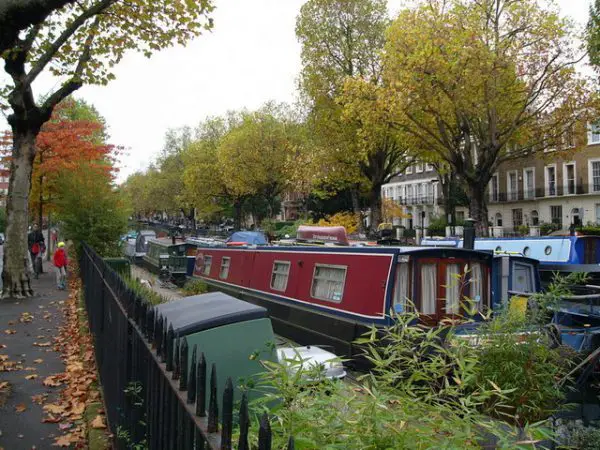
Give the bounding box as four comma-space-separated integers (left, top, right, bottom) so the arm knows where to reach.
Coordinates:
416, 163, 424, 173
203, 255, 212, 276
219, 256, 230, 280
270, 260, 291, 292
589, 158, 600, 193
563, 161, 576, 196
406, 165, 413, 175
545, 164, 557, 197
507, 170, 518, 201
588, 122, 600, 145
425, 163, 434, 172
523, 167, 535, 199
310, 264, 347, 303
489, 173, 499, 202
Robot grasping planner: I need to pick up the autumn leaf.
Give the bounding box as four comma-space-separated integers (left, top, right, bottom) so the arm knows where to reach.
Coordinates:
4, 329, 16, 335
90, 415, 106, 429
43, 375, 62, 387
0, 355, 8, 361
53, 435, 72, 447
31, 394, 47, 404
25, 374, 38, 380
0, 381, 9, 390
34, 341, 51, 347
15, 403, 26, 413
33, 358, 43, 364
43, 414, 61, 424
43, 404, 65, 415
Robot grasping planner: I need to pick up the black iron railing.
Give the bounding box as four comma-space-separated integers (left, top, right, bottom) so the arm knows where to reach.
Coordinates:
80, 243, 292, 450
489, 183, 594, 203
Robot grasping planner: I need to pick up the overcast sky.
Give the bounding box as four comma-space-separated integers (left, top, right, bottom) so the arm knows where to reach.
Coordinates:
0, 0, 593, 182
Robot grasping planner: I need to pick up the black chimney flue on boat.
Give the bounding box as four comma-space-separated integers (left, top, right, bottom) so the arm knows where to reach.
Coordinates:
464, 218, 476, 250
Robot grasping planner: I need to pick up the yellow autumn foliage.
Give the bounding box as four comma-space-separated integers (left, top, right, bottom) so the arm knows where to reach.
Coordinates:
313, 211, 360, 234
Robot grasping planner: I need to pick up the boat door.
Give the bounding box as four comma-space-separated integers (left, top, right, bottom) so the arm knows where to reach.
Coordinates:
416, 258, 486, 324
239, 251, 256, 287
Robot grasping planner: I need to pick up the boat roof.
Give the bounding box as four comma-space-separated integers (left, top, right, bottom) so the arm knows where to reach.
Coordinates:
147, 237, 187, 247
154, 292, 268, 336
296, 225, 349, 245
227, 231, 268, 245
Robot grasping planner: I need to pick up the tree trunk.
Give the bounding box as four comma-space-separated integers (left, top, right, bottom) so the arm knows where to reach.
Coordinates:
37, 152, 43, 227
233, 200, 242, 231
467, 182, 489, 237
3, 130, 37, 298
350, 185, 364, 233
369, 185, 383, 231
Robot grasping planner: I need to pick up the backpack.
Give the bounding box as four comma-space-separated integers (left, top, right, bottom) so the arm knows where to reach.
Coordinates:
31, 242, 40, 255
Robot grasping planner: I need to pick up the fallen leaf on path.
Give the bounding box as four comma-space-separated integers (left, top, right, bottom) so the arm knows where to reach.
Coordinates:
33, 342, 51, 347
24, 367, 37, 371
90, 415, 106, 429
15, 403, 26, 413
25, 374, 38, 380
43, 404, 65, 415
4, 330, 16, 335
0, 381, 9, 390
59, 423, 72, 430
7, 321, 15, 326
31, 394, 47, 404
0, 355, 8, 362
53, 435, 72, 447
42, 415, 61, 424
43, 375, 62, 387
33, 359, 43, 364
0, 344, 6, 348
19, 313, 33, 323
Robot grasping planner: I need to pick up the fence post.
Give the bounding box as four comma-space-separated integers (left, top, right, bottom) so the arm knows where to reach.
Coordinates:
146, 307, 154, 341
287, 436, 295, 450
179, 337, 188, 390
238, 392, 249, 450
173, 337, 181, 380
187, 345, 197, 404
258, 413, 272, 450
207, 364, 218, 433
197, 353, 206, 417
166, 324, 174, 371
221, 377, 233, 450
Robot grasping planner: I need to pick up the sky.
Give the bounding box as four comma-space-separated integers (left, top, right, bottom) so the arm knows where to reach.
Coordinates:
0, 0, 594, 183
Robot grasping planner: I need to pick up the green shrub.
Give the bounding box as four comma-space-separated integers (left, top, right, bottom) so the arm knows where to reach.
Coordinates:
516, 224, 529, 236
540, 222, 561, 235
123, 276, 166, 306
182, 279, 209, 296
427, 215, 447, 236
576, 225, 600, 236
565, 424, 600, 450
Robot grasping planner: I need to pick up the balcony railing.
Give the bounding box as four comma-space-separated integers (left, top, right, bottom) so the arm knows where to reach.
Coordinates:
397, 195, 436, 206
489, 183, 592, 203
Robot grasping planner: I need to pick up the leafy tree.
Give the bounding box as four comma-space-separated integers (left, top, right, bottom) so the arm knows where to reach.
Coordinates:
0, 0, 213, 297
296, 0, 391, 230
384, 0, 594, 235
588, 0, 600, 69
54, 162, 129, 257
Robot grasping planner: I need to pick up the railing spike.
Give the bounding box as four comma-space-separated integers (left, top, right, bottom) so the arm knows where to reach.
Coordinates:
207, 363, 218, 433
173, 336, 181, 380
237, 392, 249, 450
187, 345, 197, 404
166, 324, 174, 371
179, 337, 188, 390
221, 377, 233, 450
287, 436, 295, 450
258, 412, 272, 450
197, 352, 207, 417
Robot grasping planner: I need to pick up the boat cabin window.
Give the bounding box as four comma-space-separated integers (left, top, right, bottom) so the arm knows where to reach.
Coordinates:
469, 263, 483, 311
219, 257, 230, 279
311, 264, 347, 303
445, 264, 461, 314
420, 264, 437, 315
393, 262, 410, 313
270, 261, 291, 292
513, 262, 534, 293
203, 255, 212, 276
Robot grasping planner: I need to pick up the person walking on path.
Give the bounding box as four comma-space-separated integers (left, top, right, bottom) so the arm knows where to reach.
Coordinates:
27, 224, 45, 279
53, 242, 68, 289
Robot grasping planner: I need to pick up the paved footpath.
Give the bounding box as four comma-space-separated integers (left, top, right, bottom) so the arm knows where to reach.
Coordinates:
0, 261, 68, 449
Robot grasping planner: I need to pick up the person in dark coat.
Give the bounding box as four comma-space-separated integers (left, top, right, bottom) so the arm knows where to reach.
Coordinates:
27, 224, 45, 278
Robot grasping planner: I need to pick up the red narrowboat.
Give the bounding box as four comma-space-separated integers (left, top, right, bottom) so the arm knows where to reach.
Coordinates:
192, 245, 494, 361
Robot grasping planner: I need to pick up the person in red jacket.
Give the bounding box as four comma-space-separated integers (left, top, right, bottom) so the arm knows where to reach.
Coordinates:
53, 242, 68, 289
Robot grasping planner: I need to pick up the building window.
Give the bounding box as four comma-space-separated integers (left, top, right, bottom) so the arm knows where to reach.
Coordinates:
596, 204, 600, 225
531, 210, 539, 226
445, 264, 461, 314
456, 211, 465, 223
592, 161, 600, 192
546, 166, 556, 196
203, 255, 212, 276
270, 261, 290, 292
420, 264, 437, 315
508, 171, 518, 201
392, 263, 410, 313
564, 126, 575, 148
425, 163, 434, 171
407, 185, 414, 202
219, 257, 230, 279
512, 209, 523, 228
495, 212, 503, 227
589, 122, 600, 145
311, 264, 347, 302
406, 165, 413, 175
489, 174, 499, 202
550, 205, 562, 227
564, 163, 575, 195
523, 168, 534, 199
